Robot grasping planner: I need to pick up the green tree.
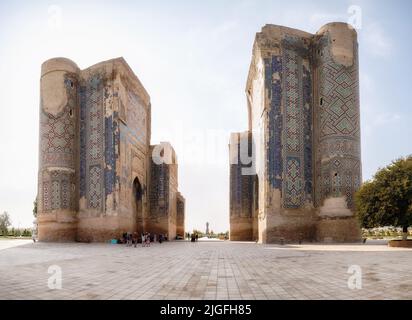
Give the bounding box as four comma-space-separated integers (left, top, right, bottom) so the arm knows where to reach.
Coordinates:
0, 211, 11, 236
355, 156, 412, 240
33, 198, 38, 218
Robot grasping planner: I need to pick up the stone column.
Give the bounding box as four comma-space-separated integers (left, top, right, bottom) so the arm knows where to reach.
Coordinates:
37, 58, 80, 241
313, 23, 362, 242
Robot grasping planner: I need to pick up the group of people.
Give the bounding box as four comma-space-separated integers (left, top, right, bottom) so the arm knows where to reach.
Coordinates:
121, 232, 166, 247
190, 233, 199, 242
141, 232, 152, 247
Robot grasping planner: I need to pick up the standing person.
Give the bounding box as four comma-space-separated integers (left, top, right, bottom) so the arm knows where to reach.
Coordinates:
159, 234, 163, 244
195, 233, 199, 242
141, 233, 146, 247
132, 232, 138, 248
146, 232, 151, 247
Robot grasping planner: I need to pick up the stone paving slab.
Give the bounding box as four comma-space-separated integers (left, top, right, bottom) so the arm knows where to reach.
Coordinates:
0, 240, 411, 300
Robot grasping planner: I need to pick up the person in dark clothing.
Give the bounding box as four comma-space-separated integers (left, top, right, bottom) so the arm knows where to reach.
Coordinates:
132, 232, 138, 247
195, 233, 198, 242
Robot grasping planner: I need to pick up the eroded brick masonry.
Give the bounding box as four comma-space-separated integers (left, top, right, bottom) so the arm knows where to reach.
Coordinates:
230, 23, 362, 243
37, 57, 184, 242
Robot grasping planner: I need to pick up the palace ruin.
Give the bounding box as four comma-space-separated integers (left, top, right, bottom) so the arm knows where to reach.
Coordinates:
37, 57, 185, 242
229, 22, 362, 243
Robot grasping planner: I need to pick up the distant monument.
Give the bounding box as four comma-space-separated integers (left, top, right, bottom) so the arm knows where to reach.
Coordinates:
229, 23, 362, 244
206, 222, 209, 235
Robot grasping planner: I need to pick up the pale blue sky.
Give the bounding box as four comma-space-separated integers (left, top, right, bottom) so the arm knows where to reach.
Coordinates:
0, 0, 411, 232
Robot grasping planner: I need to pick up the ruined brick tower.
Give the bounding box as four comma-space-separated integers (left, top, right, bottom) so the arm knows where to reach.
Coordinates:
230, 23, 362, 243
37, 57, 185, 242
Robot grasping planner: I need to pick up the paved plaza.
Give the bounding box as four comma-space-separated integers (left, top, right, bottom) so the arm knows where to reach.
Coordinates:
0, 239, 411, 300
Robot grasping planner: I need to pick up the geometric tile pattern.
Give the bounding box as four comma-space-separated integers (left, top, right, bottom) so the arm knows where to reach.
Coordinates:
318, 42, 359, 138
284, 49, 302, 153
39, 76, 76, 169
284, 157, 303, 207
88, 80, 103, 161
79, 85, 87, 197
42, 181, 51, 211
282, 48, 305, 208
39, 75, 76, 212
265, 44, 313, 208
41, 171, 73, 212
89, 165, 103, 209
51, 180, 60, 210
105, 115, 116, 199
82, 73, 105, 210
266, 56, 283, 190
315, 35, 361, 209
61, 180, 70, 209
302, 66, 313, 198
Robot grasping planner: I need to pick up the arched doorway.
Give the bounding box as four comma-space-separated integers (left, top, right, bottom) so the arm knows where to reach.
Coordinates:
132, 177, 143, 235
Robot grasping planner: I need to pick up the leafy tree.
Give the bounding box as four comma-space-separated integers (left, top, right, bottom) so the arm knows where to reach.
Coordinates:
0, 211, 11, 236
33, 198, 38, 218
355, 156, 412, 240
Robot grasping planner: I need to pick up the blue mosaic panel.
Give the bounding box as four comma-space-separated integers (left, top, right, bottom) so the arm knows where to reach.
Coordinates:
40, 74, 77, 212
105, 115, 115, 198
79, 85, 87, 198
81, 73, 105, 210
302, 65, 313, 199
266, 56, 283, 189
61, 180, 70, 209
315, 35, 361, 209
42, 181, 51, 211
40, 76, 76, 169
51, 180, 60, 210
284, 157, 303, 208
284, 49, 301, 153
113, 113, 120, 193
89, 165, 103, 209
282, 49, 305, 208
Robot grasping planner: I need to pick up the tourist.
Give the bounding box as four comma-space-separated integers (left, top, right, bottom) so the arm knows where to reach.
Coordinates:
195, 233, 198, 242
159, 234, 163, 244
146, 233, 151, 247
127, 232, 133, 247
141, 233, 146, 247
132, 232, 138, 247
191, 233, 195, 242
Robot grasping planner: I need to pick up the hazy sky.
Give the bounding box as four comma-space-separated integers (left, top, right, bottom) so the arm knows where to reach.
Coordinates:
0, 0, 411, 232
